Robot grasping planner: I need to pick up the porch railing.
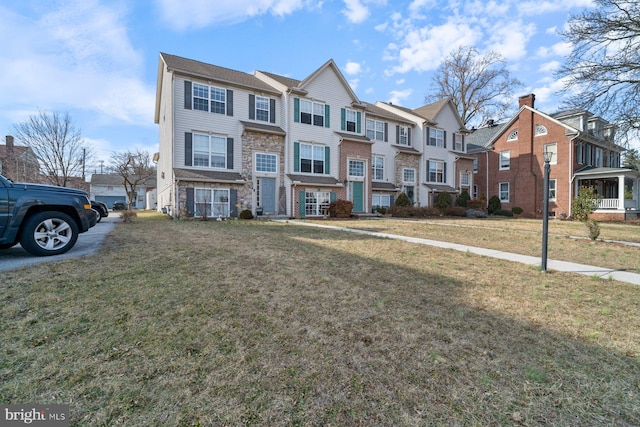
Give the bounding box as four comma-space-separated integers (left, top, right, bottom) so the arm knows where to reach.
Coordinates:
596, 198, 639, 210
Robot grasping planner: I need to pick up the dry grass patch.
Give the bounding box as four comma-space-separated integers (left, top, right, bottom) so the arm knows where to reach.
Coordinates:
319, 217, 640, 273
1, 212, 639, 426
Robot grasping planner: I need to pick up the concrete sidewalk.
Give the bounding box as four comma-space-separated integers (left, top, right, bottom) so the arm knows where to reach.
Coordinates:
282, 220, 640, 286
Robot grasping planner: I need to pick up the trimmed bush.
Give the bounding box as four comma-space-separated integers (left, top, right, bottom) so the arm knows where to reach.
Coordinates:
328, 199, 353, 218
493, 209, 514, 217
239, 209, 254, 220
455, 190, 470, 207
512, 206, 523, 216
586, 218, 601, 240
120, 209, 138, 223
467, 198, 486, 211
395, 192, 411, 207
445, 206, 467, 217
487, 195, 501, 215
434, 191, 452, 211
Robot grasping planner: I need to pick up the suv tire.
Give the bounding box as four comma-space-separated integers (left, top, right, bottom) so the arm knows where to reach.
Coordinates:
20, 211, 79, 256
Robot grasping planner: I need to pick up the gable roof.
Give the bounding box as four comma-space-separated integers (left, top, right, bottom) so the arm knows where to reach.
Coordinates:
412, 98, 468, 132
465, 123, 508, 150
0, 144, 33, 159
363, 102, 414, 125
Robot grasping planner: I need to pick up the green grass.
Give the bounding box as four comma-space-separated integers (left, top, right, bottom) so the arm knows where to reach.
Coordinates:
1, 212, 639, 426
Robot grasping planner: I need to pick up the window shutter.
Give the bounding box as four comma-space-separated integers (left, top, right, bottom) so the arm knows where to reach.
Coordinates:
294, 98, 300, 123
462, 134, 465, 152
356, 112, 362, 133
341, 108, 346, 131
226, 89, 233, 116
325, 104, 330, 128
444, 131, 447, 148
249, 94, 255, 120
185, 187, 194, 217
390, 195, 395, 206
184, 81, 192, 110
384, 123, 388, 142
443, 162, 447, 183
229, 189, 238, 217
426, 160, 430, 181
426, 127, 430, 146
293, 142, 300, 172
227, 138, 234, 169
330, 192, 337, 202
324, 146, 330, 175
185, 133, 193, 166
299, 190, 306, 217
396, 125, 399, 144
408, 127, 412, 146
270, 99, 276, 123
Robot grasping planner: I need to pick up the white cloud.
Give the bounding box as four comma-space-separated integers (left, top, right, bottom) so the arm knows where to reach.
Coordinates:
518, 0, 594, 16
344, 61, 363, 75
388, 88, 413, 105
155, 0, 307, 29
342, 0, 369, 23
485, 20, 536, 61
348, 78, 360, 91
539, 60, 560, 73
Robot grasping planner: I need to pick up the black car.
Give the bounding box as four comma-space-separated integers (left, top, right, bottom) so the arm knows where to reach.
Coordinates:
91, 200, 109, 223
113, 201, 127, 210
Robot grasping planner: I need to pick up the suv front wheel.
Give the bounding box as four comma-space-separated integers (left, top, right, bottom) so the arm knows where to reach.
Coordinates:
20, 211, 79, 256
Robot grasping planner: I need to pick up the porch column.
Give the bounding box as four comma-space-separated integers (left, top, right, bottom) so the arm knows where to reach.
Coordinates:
618, 174, 625, 211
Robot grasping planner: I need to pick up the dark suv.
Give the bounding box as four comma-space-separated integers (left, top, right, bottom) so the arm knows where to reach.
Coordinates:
0, 174, 97, 256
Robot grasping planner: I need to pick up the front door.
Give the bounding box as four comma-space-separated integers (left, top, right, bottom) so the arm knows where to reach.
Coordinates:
350, 181, 364, 212
258, 177, 276, 213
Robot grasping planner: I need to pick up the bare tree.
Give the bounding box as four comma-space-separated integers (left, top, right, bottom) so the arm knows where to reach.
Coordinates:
557, 0, 640, 147
110, 150, 155, 210
13, 110, 93, 186
428, 46, 523, 128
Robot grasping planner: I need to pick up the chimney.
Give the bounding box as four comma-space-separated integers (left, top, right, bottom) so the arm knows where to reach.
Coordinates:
486, 119, 495, 127
5, 135, 14, 156
519, 93, 535, 109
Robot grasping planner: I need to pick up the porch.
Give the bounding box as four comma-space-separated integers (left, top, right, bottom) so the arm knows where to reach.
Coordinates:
573, 167, 640, 221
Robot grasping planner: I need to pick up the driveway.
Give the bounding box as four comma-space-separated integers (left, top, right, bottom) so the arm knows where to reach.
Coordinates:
0, 214, 118, 272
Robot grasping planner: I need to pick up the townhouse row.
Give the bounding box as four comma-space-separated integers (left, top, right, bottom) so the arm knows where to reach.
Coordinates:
154, 53, 474, 218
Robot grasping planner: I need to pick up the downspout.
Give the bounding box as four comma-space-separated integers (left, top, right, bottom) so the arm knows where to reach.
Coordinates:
568, 134, 578, 218
485, 150, 489, 209
284, 90, 291, 216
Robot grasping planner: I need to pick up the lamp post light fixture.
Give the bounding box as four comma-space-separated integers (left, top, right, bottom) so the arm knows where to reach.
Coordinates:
541, 150, 553, 273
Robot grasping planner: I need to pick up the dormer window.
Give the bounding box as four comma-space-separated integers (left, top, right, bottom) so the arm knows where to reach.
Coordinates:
507, 130, 518, 141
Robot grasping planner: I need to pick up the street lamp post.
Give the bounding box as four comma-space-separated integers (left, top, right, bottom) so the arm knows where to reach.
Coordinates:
541, 150, 552, 273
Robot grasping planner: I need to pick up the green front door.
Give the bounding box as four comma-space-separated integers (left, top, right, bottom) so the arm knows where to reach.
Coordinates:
351, 181, 364, 212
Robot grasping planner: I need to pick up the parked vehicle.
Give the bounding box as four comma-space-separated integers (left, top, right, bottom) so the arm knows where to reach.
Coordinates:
91, 200, 109, 223
112, 201, 127, 210
0, 174, 97, 256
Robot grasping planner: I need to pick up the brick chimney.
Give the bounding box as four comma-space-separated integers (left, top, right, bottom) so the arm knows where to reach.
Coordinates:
519, 94, 535, 109
5, 135, 14, 156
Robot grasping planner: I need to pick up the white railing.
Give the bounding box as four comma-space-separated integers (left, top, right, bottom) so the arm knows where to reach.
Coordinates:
598, 199, 619, 209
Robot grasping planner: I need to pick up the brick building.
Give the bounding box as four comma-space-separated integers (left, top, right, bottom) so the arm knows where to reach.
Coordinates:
0, 135, 41, 183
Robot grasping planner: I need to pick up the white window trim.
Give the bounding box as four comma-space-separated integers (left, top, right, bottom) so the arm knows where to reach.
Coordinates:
499, 182, 510, 202
499, 150, 510, 170
507, 129, 518, 141
348, 159, 366, 180
366, 119, 385, 141
254, 152, 278, 174
549, 179, 557, 202
372, 155, 384, 181
544, 143, 558, 166
402, 168, 416, 183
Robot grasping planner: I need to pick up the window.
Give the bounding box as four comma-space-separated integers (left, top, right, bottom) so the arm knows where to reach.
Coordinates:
372, 194, 391, 209
595, 147, 603, 167
403, 168, 416, 183
255, 153, 277, 173
255, 96, 270, 122
193, 83, 209, 111
305, 191, 331, 216
299, 143, 326, 174
473, 185, 478, 199
549, 179, 557, 201
499, 150, 510, 170
507, 130, 518, 141
454, 133, 463, 151
195, 188, 229, 217
193, 134, 226, 168
473, 158, 478, 173
372, 156, 384, 180
544, 143, 557, 165
535, 125, 548, 136
428, 160, 445, 183
428, 128, 445, 147
366, 119, 385, 141
460, 171, 471, 187
398, 126, 410, 146
499, 182, 509, 202
192, 83, 226, 114
300, 99, 325, 127
345, 109, 357, 132
349, 160, 365, 177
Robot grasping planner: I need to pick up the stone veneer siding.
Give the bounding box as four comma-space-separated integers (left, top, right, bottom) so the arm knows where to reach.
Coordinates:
395, 152, 421, 204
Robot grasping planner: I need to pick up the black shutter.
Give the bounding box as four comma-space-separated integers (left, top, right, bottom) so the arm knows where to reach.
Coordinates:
390, 195, 395, 206
270, 99, 276, 123
185, 188, 194, 217
249, 94, 255, 120
185, 133, 192, 166
408, 127, 412, 146
396, 125, 399, 144
444, 131, 447, 148
227, 89, 233, 116
227, 138, 234, 169
384, 122, 388, 142
462, 134, 465, 152
230, 189, 238, 217
184, 81, 192, 110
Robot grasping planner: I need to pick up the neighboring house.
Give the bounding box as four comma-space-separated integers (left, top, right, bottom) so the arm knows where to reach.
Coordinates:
468, 94, 640, 220
154, 53, 474, 218
90, 174, 157, 210
0, 135, 41, 183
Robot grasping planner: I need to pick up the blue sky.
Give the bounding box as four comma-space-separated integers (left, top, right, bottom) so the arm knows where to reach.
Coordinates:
0, 0, 597, 173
